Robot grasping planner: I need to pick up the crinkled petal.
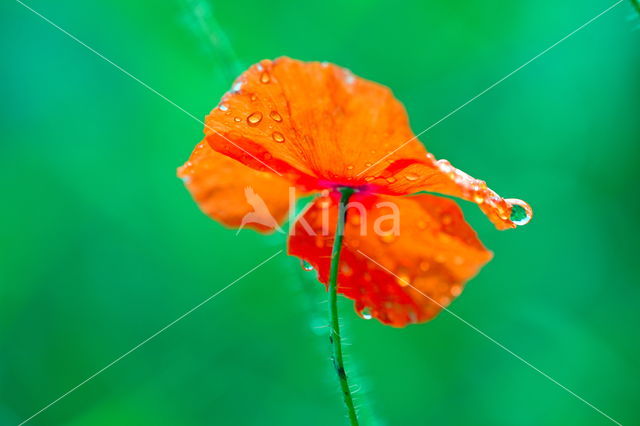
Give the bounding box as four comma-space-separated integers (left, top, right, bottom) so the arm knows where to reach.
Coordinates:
202, 57, 530, 229
288, 191, 493, 327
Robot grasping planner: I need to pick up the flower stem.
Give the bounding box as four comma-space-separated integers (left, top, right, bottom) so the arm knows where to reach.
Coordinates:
328, 187, 359, 426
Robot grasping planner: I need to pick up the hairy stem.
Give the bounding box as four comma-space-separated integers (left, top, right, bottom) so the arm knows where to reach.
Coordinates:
328, 187, 359, 426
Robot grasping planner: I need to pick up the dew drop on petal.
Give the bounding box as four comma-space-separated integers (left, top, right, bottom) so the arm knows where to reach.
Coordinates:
218, 103, 229, 111
450, 284, 462, 297
269, 111, 283, 122
247, 111, 263, 126
364, 176, 375, 182
473, 192, 485, 204
386, 177, 397, 184
359, 307, 372, 320
272, 131, 285, 143
405, 173, 419, 181
233, 117, 241, 122
505, 198, 533, 226
341, 263, 353, 277
396, 268, 410, 287
380, 232, 396, 244
301, 260, 314, 271
260, 72, 270, 83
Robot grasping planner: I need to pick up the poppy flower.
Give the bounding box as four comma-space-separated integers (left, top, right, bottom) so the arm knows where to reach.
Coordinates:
179, 57, 531, 327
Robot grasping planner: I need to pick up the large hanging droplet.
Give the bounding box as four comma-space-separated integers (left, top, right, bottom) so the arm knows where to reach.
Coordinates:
260, 72, 270, 84
505, 198, 533, 226
301, 260, 314, 271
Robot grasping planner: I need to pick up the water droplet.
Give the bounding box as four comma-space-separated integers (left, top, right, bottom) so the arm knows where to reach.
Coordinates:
269, 111, 283, 122
341, 264, 353, 276
396, 268, 410, 287
272, 131, 285, 143
405, 173, 419, 181
301, 260, 314, 271
473, 192, 485, 204
346, 165, 354, 171
364, 176, 375, 182
250, 94, 257, 102
450, 284, 462, 297
386, 177, 397, 184
232, 81, 243, 92
247, 112, 263, 126
505, 198, 533, 226
233, 117, 241, 122
343, 71, 355, 85
218, 103, 229, 111
439, 296, 452, 306
260, 72, 270, 83
365, 162, 372, 167
359, 307, 372, 320
380, 232, 396, 243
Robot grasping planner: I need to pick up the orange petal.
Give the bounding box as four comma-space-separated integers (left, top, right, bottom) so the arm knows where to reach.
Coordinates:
202, 57, 530, 229
178, 141, 292, 233
288, 191, 493, 327
203, 57, 425, 190
362, 154, 533, 230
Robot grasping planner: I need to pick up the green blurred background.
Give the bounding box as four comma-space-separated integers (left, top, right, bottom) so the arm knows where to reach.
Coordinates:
1, 0, 639, 425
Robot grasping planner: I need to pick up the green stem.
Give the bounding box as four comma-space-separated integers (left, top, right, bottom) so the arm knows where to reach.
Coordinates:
328, 187, 359, 426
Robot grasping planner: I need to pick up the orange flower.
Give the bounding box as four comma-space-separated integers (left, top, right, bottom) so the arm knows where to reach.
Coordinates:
179, 57, 532, 327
